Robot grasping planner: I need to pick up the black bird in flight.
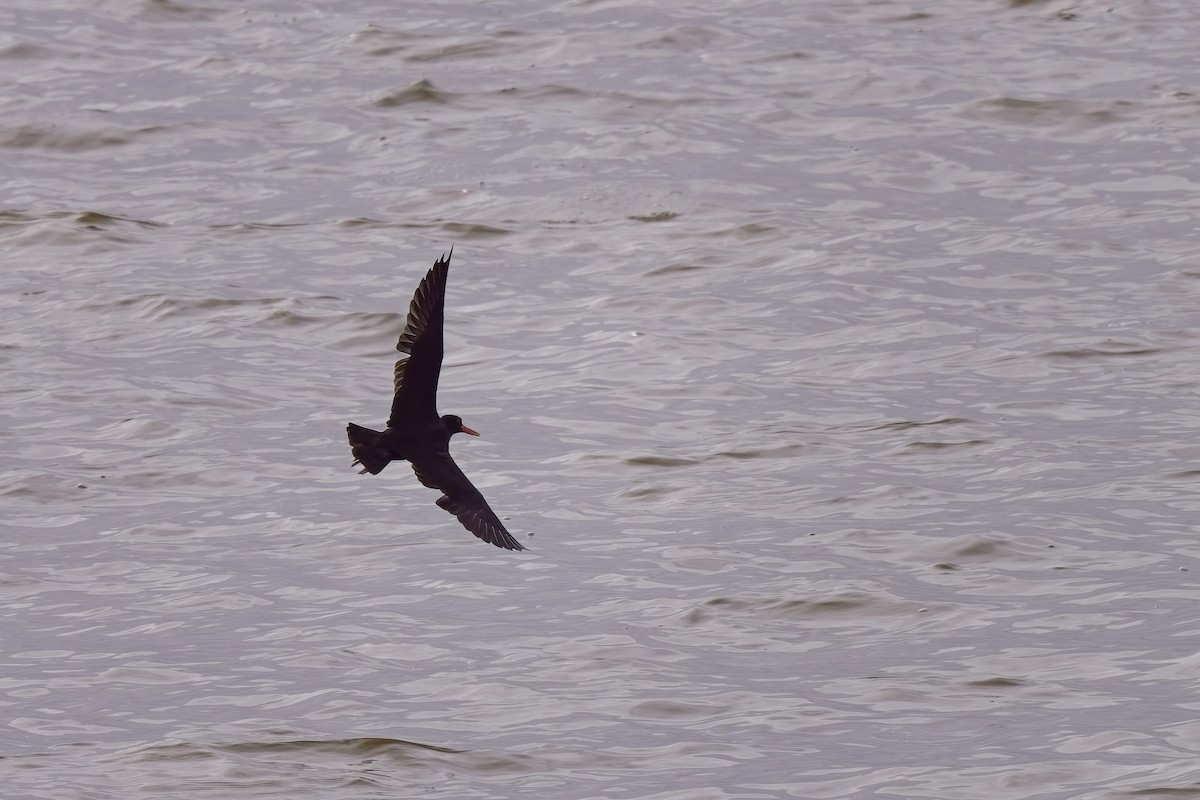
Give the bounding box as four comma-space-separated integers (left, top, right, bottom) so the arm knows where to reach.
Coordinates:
347, 250, 524, 551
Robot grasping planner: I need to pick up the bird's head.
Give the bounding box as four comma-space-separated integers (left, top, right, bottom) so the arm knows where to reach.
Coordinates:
442, 414, 480, 437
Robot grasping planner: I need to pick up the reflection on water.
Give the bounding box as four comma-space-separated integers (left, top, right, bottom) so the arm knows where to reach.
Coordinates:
5, 0, 1200, 797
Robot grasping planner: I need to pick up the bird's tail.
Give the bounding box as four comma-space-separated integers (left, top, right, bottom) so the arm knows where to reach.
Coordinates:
347, 423, 390, 475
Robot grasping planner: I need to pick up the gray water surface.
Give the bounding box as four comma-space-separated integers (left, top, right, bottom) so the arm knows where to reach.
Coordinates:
5, 1, 1200, 798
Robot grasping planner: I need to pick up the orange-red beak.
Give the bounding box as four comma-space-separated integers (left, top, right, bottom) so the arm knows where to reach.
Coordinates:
460, 424, 480, 436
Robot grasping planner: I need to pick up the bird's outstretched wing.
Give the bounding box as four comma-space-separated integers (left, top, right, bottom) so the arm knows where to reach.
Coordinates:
389, 250, 451, 428
410, 450, 525, 551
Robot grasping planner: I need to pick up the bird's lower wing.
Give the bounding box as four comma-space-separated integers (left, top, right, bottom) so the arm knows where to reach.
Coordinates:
410, 453, 525, 551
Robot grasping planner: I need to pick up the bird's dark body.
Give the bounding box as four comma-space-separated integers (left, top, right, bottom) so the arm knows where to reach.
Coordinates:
346, 251, 524, 551
347, 419, 451, 475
